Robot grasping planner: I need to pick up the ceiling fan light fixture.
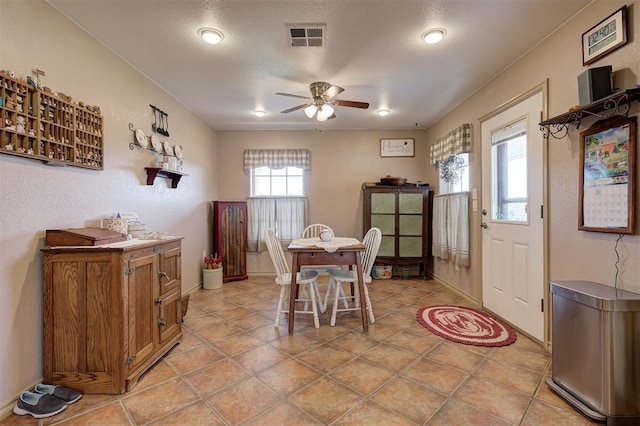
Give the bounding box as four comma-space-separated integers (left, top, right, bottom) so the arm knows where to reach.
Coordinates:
421, 28, 446, 44
304, 104, 318, 118
377, 109, 390, 116
252, 110, 266, 117
317, 104, 334, 120
198, 28, 224, 45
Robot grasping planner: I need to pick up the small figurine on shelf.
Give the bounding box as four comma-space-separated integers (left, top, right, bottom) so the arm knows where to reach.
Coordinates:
5, 143, 14, 151
16, 116, 25, 134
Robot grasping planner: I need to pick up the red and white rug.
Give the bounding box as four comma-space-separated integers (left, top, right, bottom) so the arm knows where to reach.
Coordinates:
416, 305, 517, 347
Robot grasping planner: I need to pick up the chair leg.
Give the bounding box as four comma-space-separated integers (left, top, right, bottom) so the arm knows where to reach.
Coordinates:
309, 283, 320, 329
274, 285, 288, 327
363, 284, 375, 323
330, 280, 342, 326
315, 281, 327, 314
323, 277, 334, 313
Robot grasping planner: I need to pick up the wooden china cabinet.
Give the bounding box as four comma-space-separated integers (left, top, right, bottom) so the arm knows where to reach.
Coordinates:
42, 236, 183, 394
212, 201, 248, 282
363, 183, 432, 278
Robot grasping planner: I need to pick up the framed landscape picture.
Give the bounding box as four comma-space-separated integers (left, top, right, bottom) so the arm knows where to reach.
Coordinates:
579, 116, 636, 234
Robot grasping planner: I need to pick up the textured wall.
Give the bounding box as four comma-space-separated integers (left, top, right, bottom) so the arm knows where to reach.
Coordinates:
0, 0, 217, 411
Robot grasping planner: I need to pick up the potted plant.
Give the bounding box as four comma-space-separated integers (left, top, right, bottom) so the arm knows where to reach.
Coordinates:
202, 254, 223, 289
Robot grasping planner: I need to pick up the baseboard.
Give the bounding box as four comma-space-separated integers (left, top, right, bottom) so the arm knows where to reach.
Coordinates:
0, 379, 41, 421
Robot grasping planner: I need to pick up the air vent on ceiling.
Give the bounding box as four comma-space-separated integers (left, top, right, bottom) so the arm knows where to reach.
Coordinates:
286, 23, 326, 47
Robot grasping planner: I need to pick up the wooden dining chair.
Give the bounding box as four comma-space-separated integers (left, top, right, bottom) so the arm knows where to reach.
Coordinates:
326, 227, 381, 326
264, 229, 321, 328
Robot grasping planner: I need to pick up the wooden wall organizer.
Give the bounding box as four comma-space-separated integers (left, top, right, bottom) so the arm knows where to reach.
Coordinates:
0, 72, 104, 169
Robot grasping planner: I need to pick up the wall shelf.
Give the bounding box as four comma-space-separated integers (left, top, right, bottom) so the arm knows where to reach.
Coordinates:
539, 88, 640, 139
145, 167, 187, 188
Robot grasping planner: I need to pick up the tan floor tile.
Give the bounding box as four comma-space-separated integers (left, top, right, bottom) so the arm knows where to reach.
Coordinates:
231, 312, 274, 330
453, 376, 530, 424
271, 333, 323, 355
376, 312, 415, 328
361, 342, 418, 372
330, 358, 395, 395
371, 377, 446, 424
122, 378, 199, 424
165, 329, 206, 356
245, 323, 289, 342
41, 394, 118, 425
146, 401, 225, 425
257, 358, 322, 395
401, 358, 467, 395
512, 334, 546, 353
364, 322, 402, 341
534, 378, 580, 410
334, 401, 416, 425
426, 342, 486, 372
130, 360, 179, 393
165, 344, 225, 375
184, 359, 249, 396
0, 414, 38, 425
427, 399, 511, 426
196, 322, 244, 342
386, 330, 440, 354
207, 377, 282, 424
330, 331, 379, 355
210, 332, 265, 356
490, 344, 550, 372
182, 314, 225, 332
302, 324, 351, 342
289, 377, 362, 424
51, 401, 131, 425
296, 343, 356, 373
521, 400, 599, 425
242, 401, 322, 425
231, 344, 291, 374
213, 306, 256, 320
474, 357, 543, 395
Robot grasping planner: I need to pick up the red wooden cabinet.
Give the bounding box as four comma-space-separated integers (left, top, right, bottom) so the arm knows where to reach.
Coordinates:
212, 201, 248, 282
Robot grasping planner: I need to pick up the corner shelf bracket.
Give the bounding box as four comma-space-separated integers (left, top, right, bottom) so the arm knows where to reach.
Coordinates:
539, 88, 640, 140
145, 167, 187, 189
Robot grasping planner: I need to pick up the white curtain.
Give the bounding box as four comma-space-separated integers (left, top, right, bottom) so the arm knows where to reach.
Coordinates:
432, 192, 470, 267
247, 197, 307, 252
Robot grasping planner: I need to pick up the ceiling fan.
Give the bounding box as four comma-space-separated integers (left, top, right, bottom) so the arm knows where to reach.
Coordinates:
276, 82, 369, 121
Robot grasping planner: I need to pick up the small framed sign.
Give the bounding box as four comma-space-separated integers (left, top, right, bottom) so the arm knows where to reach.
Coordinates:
380, 138, 414, 157
582, 5, 627, 66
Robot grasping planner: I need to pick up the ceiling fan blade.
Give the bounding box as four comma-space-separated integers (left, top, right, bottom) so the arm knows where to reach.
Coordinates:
280, 104, 308, 114
330, 99, 370, 109
275, 92, 312, 100
321, 85, 344, 100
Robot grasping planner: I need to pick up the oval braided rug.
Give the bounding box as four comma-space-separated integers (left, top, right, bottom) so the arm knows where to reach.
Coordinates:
416, 305, 517, 347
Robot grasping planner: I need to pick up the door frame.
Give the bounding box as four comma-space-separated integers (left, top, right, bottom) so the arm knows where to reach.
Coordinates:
477, 80, 550, 350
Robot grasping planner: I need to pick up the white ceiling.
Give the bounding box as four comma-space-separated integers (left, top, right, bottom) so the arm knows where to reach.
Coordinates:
47, 0, 590, 131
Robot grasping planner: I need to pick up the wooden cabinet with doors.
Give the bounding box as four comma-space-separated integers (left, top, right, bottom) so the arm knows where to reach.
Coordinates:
212, 201, 248, 282
363, 183, 432, 278
42, 237, 183, 394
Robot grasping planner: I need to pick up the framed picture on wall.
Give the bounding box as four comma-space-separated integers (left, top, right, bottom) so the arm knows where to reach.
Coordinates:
582, 5, 627, 66
579, 115, 636, 234
380, 138, 415, 157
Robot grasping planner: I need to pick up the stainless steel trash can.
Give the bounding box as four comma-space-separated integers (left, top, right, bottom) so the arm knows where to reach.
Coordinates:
547, 280, 640, 425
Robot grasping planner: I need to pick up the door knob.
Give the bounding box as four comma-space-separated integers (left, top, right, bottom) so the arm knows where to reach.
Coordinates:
482, 209, 487, 216
480, 222, 488, 229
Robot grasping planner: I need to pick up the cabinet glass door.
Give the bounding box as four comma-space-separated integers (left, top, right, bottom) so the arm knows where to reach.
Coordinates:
371, 193, 395, 256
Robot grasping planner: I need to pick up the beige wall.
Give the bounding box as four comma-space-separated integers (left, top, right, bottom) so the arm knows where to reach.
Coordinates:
426, 0, 640, 301
0, 0, 217, 411
217, 129, 434, 272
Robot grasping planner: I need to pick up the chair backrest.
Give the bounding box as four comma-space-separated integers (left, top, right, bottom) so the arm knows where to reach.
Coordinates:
302, 223, 333, 238
361, 227, 382, 277
264, 229, 290, 278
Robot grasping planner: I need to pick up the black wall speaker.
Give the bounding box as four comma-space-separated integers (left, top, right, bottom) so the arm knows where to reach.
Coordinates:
578, 66, 613, 106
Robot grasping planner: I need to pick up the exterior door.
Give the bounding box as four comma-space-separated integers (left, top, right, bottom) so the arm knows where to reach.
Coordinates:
481, 90, 545, 341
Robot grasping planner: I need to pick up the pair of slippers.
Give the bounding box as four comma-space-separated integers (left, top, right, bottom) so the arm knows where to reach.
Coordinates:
13, 384, 82, 419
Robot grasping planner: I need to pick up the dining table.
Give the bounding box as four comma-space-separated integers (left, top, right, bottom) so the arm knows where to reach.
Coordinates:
287, 237, 368, 334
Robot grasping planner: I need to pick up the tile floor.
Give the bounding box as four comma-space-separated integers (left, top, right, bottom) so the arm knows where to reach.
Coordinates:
3, 276, 597, 425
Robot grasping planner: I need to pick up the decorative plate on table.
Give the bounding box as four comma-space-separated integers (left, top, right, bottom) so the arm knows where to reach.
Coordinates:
134, 128, 148, 148
174, 145, 183, 160
150, 135, 162, 153
163, 140, 174, 156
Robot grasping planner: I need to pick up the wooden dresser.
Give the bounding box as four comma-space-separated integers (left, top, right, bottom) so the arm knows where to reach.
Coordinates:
42, 237, 183, 394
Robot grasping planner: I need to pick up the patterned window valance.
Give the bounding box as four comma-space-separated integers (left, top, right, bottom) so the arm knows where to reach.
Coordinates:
430, 123, 472, 164
243, 149, 311, 173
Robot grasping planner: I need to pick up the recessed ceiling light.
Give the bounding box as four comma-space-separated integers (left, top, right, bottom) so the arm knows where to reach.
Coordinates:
377, 109, 390, 117
198, 28, 224, 45
253, 110, 266, 117
421, 28, 446, 44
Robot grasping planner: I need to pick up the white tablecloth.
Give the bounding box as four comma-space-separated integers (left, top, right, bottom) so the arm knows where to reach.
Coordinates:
289, 237, 361, 253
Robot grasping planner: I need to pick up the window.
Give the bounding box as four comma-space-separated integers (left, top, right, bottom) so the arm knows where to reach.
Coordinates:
250, 166, 304, 196
491, 119, 528, 222
438, 153, 470, 194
